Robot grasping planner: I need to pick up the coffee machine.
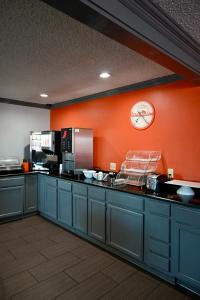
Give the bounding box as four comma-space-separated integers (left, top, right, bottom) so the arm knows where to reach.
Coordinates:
61, 128, 93, 175
30, 131, 61, 172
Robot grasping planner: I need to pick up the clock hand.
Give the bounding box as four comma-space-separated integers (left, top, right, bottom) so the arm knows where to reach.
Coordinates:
138, 111, 149, 124
135, 116, 140, 123
135, 111, 143, 123
135, 114, 142, 123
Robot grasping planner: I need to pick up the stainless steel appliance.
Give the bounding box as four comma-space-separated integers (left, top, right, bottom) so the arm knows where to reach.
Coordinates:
0, 157, 22, 174
30, 131, 61, 172
61, 128, 93, 174
146, 174, 167, 191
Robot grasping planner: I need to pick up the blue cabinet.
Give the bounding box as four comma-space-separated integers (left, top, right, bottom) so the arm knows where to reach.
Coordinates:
44, 176, 57, 220
144, 199, 171, 273
88, 186, 106, 243
24, 174, 37, 213
38, 174, 46, 213
106, 190, 144, 261
172, 205, 200, 294
2, 173, 200, 296
38, 175, 57, 220
57, 179, 72, 227
73, 182, 88, 234
0, 176, 24, 219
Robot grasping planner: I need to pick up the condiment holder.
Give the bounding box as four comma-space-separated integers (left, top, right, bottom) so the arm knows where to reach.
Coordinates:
93, 171, 103, 181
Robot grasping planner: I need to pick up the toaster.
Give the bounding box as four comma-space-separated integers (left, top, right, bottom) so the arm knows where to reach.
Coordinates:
146, 174, 167, 191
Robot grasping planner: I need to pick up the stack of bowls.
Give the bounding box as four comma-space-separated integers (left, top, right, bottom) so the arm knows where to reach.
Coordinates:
83, 170, 96, 179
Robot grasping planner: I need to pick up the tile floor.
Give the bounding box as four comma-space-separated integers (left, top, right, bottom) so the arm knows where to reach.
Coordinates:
0, 215, 197, 299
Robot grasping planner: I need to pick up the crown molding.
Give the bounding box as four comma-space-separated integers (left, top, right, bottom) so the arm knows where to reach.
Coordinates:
119, 0, 200, 67
42, 0, 200, 83
0, 97, 51, 109
82, 0, 200, 74
52, 74, 182, 109
0, 75, 181, 109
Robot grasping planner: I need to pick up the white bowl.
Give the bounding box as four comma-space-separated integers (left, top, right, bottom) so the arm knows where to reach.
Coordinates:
177, 185, 194, 202
83, 170, 96, 179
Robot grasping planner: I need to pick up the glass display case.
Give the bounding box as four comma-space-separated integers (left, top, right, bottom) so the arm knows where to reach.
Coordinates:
117, 150, 161, 186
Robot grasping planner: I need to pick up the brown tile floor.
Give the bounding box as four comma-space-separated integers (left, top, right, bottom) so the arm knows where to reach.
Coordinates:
0, 215, 196, 300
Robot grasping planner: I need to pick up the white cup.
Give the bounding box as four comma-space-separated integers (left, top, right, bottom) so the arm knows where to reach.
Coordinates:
59, 164, 62, 175
97, 172, 103, 181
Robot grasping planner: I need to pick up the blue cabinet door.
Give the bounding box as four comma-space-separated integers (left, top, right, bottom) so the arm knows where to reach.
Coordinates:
57, 179, 72, 227
88, 186, 106, 243
107, 204, 143, 260
172, 205, 200, 293
73, 183, 87, 234
0, 185, 24, 219
38, 174, 46, 213
0, 176, 24, 219
106, 190, 144, 260
44, 177, 57, 220
144, 199, 171, 273
24, 175, 38, 213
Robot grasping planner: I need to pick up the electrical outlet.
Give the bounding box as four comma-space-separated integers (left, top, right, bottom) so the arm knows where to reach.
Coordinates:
167, 168, 174, 179
110, 162, 116, 171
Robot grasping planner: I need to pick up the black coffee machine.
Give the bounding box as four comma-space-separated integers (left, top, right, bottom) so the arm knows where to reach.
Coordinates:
30, 131, 61, 173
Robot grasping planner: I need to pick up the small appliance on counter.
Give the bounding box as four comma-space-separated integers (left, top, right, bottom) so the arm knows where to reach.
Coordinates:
61, 128, 93, 175
0, 157, 23, 174
30, 131, 61, 173
146, 173, 168, 192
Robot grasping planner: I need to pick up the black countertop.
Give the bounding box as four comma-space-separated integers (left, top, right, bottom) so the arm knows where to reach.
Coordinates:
1, 170, 200, 208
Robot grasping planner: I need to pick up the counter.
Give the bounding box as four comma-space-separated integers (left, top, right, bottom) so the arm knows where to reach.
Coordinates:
1, 170, 200, 208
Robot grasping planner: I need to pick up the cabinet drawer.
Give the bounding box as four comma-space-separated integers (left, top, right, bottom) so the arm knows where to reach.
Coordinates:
46, 176, 57, 187
147, 252, 170, 272
88, 186, 105, 202
0, 176, 24, 188
73, 183, 87, 196
146, 199, 170, 217
173, 205, 200, 227
149, 239, 169, 258
58, 179, 72, 192
107, 190, 144, 212
148, 214, 170, 243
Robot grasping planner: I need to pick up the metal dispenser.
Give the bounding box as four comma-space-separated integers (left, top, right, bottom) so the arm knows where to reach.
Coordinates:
61, 128, 93, 175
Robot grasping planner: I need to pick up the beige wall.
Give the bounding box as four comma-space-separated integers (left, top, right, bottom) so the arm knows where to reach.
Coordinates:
0, 103, 50, 161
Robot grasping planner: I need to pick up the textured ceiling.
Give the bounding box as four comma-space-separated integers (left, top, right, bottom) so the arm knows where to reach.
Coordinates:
152, 0, 200, 44
0, 0, 173, 105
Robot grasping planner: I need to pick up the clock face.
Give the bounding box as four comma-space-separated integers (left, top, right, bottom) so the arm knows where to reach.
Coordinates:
130, 101, 155, 129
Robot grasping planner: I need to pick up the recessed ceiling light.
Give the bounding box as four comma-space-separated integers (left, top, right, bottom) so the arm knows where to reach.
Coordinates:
40, 93, 48, 98
99, 72, 111, 79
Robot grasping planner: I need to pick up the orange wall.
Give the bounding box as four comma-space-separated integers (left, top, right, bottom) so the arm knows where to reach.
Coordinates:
51, 80, 200, 181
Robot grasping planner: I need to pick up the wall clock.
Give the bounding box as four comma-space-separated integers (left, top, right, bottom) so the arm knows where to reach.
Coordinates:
130, 101, 155, 130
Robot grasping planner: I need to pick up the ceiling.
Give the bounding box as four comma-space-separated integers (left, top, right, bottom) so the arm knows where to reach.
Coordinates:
0, 0, 173, 105
152, 0, 200, 44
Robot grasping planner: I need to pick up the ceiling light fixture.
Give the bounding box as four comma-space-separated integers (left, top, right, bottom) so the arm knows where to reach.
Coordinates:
99, 72, 111, 79
40, 93, 48, 98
